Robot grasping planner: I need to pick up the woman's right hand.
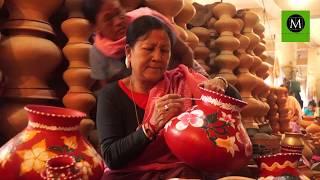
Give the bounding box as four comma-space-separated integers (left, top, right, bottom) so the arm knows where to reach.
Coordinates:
143, 94, 184, 138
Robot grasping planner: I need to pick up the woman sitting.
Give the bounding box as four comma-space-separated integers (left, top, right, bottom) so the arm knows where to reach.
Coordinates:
96, 15, 241, 179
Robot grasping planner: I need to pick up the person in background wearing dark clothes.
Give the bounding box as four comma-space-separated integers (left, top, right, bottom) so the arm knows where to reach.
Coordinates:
96, 16, 242, 179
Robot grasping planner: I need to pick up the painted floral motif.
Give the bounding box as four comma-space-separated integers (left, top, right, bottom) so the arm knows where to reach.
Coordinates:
164, 120, 172, 131
19, 130, 40, 143
216, 136, 239, 157
17, 140, 56, 175
218, 111, 236, 128
175, 110, 205, 131
236, 123, 252, 157
0, 141, 15, 168
82, 141, 103, 168
61, 136, 78, 150
76, 160, 93, 180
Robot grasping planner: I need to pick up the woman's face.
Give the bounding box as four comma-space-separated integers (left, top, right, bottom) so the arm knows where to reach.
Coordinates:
127, 29, 171, 83
96, 0, 128, 41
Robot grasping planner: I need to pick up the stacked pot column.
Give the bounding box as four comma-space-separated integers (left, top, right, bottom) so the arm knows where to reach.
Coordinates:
267, 87, 280, 134
190, 27, 211, 72
276, 87, 290, 133
212, 3, 240, 85
0, 0, 63, 141
206, 5, 221, 74
175, 0, 198, 49
236, 10, 260, 136
253, 22, 271, 132
242, 14, 264, 132
145, 0, 186, 40
61, 0, 97, 142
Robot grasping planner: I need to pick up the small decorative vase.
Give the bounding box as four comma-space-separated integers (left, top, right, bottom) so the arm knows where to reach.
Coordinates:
280, 132, 304, 154
164, 87, 252, 173
0, 105, 105, 180
255, 153, 305, 179
41, 155, 81, 180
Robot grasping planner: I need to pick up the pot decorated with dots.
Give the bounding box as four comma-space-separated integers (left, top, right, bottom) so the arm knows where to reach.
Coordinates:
41, 155, 82, 180
0, 105, 105, 180
164, 87, 252, 173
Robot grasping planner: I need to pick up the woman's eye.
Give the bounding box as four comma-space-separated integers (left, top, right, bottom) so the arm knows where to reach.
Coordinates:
143, 47, 153, 51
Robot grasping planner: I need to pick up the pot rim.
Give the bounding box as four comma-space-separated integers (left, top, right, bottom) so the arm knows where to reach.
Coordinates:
199, 86, 247, 107
24, 104, 86, 118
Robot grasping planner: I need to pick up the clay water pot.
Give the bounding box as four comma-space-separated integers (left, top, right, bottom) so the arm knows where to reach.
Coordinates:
164, 87, 251, 173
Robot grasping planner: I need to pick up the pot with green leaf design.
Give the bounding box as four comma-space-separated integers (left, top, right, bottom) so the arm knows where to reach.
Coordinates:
164, 86, 251, 174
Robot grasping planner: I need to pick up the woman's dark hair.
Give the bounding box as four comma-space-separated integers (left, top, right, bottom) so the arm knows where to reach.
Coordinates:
82, 0, 106, 24
308, 100, 317, 107
126, 16, 176, 48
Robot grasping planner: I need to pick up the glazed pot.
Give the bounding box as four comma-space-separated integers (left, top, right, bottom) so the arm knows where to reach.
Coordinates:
255, 153, 304, 179
0, 105, 105, 180
280, 132, 304, 154
164, 87, 251, 173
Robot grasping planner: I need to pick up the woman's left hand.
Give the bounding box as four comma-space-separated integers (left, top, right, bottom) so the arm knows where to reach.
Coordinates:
201, 77, 228, 94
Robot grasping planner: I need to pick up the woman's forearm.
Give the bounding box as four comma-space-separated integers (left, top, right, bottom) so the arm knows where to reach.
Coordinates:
100, 128, 150, 169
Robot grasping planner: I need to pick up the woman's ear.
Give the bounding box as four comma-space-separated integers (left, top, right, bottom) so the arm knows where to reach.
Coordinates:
125, 45, 131, 69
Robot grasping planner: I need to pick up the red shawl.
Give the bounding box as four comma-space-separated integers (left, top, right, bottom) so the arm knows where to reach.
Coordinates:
103, 65, 207, 178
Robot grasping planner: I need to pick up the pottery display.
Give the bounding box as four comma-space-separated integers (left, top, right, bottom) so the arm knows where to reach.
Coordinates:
164, 87, 252, 173
0, 105, 105, 180
255, 153, 307, 180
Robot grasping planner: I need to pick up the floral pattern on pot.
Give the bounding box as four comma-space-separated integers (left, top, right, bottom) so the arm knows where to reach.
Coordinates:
164, 87, 252, 173
0, 105, 105, 180
175, 109, 205, 131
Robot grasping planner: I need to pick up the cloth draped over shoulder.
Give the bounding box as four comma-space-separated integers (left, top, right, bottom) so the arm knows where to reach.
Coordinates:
94, 7, 176, 59
102, 65, 207, 179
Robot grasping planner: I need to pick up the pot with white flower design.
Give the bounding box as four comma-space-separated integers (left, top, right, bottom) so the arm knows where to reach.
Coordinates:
164, 87, 252, 173
0, 105, 105, 180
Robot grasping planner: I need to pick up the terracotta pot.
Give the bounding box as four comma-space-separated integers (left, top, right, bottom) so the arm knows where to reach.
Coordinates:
65, 0, 85, 18
255, 153, 302, 179
63, 68, 95, 93
175, 0, 195, 29
61, 19, 93, 44
144, 0, 184, 22
62, 43, 92, 68
164, 87, 251, 173
120, 0, 142, 12
0, 105, 105, 179
0, 35, 62, 91
41, 155, 81, 180
5, 0, 63, 22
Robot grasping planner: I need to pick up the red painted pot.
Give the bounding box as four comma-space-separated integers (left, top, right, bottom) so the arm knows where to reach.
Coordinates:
41, 155, 81, 180
255, 153, 302, 179
164, 87, 251, 173
0, 105, 105, 180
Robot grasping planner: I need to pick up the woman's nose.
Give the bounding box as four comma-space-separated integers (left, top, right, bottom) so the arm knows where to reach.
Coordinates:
151, 48, 162, 61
